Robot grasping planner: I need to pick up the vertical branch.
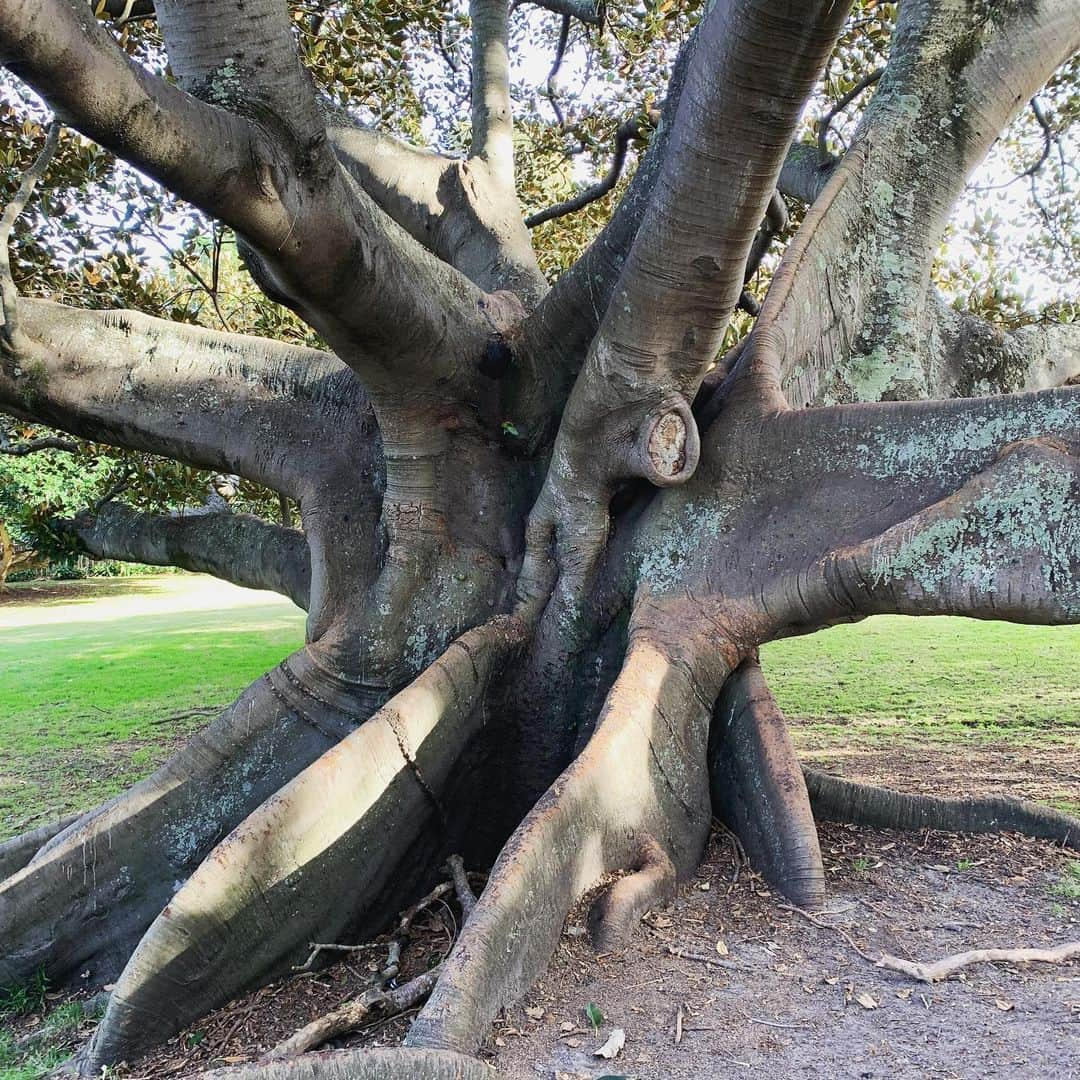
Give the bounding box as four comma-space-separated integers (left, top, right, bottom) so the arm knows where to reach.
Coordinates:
0, 120, 59, 353
470, 0, 514, 186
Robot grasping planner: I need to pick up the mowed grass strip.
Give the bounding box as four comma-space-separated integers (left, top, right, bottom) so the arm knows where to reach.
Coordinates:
1, 582, 1077, 841
761, 615, 1080, 742
0, 577, 305, 839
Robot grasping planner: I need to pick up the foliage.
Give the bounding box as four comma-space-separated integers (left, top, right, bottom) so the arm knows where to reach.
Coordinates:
0, 0, 1076, 569
0, 969, 47, 1019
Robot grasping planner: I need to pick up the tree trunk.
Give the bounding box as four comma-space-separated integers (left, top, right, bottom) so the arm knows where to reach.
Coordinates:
0, 0, 1078, 1076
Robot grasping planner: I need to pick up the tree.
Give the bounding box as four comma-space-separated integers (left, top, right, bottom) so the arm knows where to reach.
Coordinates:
0, 0, 1078, 1076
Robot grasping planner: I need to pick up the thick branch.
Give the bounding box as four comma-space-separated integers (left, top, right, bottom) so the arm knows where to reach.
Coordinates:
151, 0, 323, 142
470, 0, 514, 187
0, 0, 505, 392
67, 502, 311, 608
0, 298, 371, 498
776, 141, 836, 205
749, 0, 1080, 406
934, 305, 1080, 397
510, 30, 698, 438
801, 436, 1080, 626
0, 0, 294, 252
520, 0, 848, 606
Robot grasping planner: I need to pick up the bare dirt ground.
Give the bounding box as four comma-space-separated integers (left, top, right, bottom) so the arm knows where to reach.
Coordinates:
493, 823, 1079, 1080
38, 810, 1072, 1080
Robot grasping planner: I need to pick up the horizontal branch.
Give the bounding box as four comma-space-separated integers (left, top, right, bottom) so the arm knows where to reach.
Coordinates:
67, 502, 311, 608
935, 305, 1080, 397
0, 298, 372, 497
807, 436, 1079, 625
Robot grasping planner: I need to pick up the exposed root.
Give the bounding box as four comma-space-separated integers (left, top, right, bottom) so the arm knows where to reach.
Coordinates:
266, 967, 443, 1059
406, 636, 720, 1054
197, 1047, 498, 1079
0, 661, 357, 991
588, 834, 676, 952
445, 854, 478, 920
709, 660, 824, 908
804, 768, 1080, 850
877, 941, 1080, 983
82, 618, 526, 1074
0, 812, 79, 881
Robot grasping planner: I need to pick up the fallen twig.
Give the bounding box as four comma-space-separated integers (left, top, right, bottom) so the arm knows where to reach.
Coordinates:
877, 942, 1080, 984
446, 853, 478, 920
779, 903, 878, 963
264, 966, 442, 1059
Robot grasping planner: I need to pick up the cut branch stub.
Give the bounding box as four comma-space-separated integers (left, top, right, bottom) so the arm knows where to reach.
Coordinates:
633, 398, 700, 487
709, 659, 824, 910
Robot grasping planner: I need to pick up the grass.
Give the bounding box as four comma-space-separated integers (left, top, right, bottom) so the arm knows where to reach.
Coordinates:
760, 615, 1080, 745
1050, 860, 1080, 901
0, 980, 103, 1080
1, 584, 1077, 844
0, 576, 306, 839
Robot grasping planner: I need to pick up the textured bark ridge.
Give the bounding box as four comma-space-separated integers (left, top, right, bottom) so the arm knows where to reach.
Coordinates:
1, 0, 1079, 1077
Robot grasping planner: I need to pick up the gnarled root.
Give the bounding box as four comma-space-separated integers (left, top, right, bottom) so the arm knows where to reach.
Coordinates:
81, 618, 526, 1074
0, 812, 80, 881
804, 768, 1080, 849
588, 834, 676, 952
0, 654, 366, 991
709, 659, 824, 908
197, 1048, 499, 1079
406, 636, 719, 1054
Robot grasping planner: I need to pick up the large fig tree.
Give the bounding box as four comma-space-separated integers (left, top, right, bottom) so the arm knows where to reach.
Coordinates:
0, 0, 1078, 1076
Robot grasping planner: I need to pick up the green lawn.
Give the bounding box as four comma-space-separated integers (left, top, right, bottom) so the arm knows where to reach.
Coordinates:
0, 577, 306, 839
1, 579, 1077, 841
761, 615, 1080, 743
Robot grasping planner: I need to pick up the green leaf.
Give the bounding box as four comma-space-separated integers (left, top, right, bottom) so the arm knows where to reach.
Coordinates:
585, 1002, 604, 1031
